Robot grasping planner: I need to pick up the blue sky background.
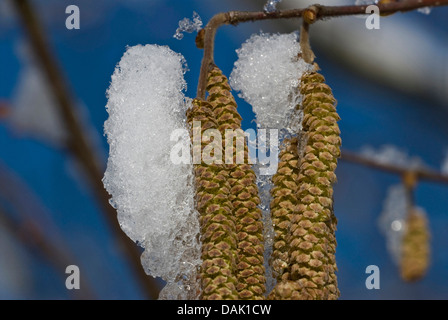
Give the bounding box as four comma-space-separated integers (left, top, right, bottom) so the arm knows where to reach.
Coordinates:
0, 0, 447, 299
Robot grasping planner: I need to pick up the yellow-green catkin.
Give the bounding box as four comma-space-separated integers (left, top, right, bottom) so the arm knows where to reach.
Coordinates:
187, 98, 239, 300
269, 137, 300, 283
206, 66, 266, 300
287, 70, 341, 300
400, 208, 430, 282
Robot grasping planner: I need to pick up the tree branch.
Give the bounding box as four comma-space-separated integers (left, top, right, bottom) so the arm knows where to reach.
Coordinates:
340, 149, 448, 185
12, 0, 160, 299
196, 0, 448, 98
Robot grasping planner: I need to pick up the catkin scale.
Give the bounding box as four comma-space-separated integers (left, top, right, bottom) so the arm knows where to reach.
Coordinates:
206, 66, 266, 300
187, 98, 239, 300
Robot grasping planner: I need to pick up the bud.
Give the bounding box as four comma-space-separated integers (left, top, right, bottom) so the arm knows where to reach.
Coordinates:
303, 6, 318, 24
196, 29, 205, 49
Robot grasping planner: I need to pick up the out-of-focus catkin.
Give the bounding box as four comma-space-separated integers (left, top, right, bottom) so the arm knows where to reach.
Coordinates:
287, 69, 341, 300
400, 208, 430, 282
206, 66, 266, 300
187, 98, 239, 300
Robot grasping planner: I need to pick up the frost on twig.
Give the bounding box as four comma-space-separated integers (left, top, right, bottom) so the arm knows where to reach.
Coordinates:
173, 11, 203, 40
360, 145, 426, 170
264, 0, 283, 13
354, 0, 375, 5
418, 7, 432, 14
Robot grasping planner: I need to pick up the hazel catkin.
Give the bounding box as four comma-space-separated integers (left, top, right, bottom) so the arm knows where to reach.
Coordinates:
187, 98, 239, 300
270, 69, 341, 300
206, 67, 266, 300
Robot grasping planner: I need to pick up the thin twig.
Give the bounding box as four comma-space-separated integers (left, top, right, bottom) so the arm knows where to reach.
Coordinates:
340, 150, 448, 185
12, 0, 160, 299
402, 171, 418, 209
299, 21, 315, 64
196, 0, 448, 98
197, 12, 229, 99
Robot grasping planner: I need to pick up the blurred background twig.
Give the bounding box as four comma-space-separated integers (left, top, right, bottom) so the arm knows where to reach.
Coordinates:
0, 205, 95, 299
11, 0, 160, 299
341, 149, 448, 185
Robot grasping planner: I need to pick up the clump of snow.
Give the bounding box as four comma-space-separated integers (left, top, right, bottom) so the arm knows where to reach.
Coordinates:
173, 11, 203, 40
230, 32, 313, 131
103, 44, 200, 298
378, 184, 408, 264
360, 145, 425, 170
264, 0, 282, 13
